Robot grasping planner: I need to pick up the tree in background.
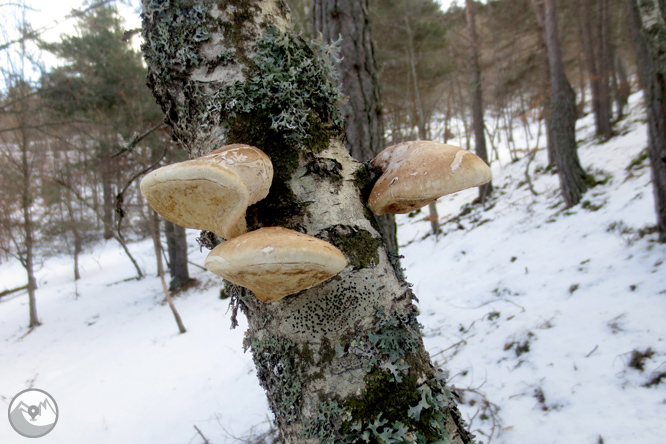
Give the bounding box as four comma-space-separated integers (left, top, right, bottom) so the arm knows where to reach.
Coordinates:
41, 4, 152, 240
532, 0, 587, 207
0, 81, 44, 328
465, 0, 492, 202
626, 0, 666, 241
141, 0, 472, 441
313, 0, 398, 255
40, 2, 192, 285
0, 2, 46, 327
371, 0, 452, 235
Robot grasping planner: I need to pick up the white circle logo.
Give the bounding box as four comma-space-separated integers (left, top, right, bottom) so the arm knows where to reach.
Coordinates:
8, 389, 58, 438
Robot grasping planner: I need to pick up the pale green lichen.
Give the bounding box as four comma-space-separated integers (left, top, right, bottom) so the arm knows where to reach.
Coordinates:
250, 335, 303, 425
184, 24, 344, 147
301, 307, 465, 444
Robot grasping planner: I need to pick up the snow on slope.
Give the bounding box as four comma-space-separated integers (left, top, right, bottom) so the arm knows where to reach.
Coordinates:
0, 241, 269, 443
400, 95, 666, 444
0, 93, 664, 444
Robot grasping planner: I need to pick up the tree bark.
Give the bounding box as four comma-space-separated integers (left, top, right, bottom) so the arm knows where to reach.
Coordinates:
164, 219, 191, 291
466, 0, 493, 203
312, 0, 384, 162
532, 0, 587, 207
312, 0, 398, 257
626, 0, 666, 241
141, 1, 472, 442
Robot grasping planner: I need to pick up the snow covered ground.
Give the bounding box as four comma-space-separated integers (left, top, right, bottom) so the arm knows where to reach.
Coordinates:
1, 94, 664, 443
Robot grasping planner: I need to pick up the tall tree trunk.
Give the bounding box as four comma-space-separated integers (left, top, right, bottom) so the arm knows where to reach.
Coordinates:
405, 16, 440, 235
533, 0, 587, 207
164, 219, 191, 291
466, 0, 493, 203
312, 0, 383, 161
312, 0, 398, 257
615, 54, 630, 118
532, 4, 557, 167
577, 0, 602, 129
16, 84, 40, 328
626, 0, 666, 241
65, 198, 83, 281
597, 0, 614, 139
21, 124, 39, 328
101, 158, 115, 240
141, 1, 472, 442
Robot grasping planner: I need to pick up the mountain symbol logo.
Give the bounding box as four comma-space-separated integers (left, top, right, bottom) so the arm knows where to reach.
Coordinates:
8, 388, 58, 438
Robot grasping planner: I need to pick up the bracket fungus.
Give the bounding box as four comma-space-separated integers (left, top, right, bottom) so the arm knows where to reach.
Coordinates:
368, 140, 492, 215
204, 227, 348, 303
140, 144, 273, 239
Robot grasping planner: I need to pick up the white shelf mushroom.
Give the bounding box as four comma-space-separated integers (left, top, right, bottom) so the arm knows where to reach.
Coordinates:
204, 227, 348, 303
140, 144, 273, 240
368, 140, 492, 215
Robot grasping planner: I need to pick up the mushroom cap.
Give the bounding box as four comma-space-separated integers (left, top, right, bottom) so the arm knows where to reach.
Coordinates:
140, 144, 273, 239
368, 140, 492, 215
204, 144, 273, 205
204, 227, 348, 303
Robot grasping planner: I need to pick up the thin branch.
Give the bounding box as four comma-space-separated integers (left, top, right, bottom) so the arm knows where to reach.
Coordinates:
112, 121, 167, 158
115, 145, 167, 223
193, 425, 210, 444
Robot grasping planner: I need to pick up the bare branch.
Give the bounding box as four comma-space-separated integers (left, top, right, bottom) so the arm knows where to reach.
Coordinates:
112, 121, 167, 158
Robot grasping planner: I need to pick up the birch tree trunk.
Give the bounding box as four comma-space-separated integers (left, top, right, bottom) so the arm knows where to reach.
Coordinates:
141, 1, 472, 442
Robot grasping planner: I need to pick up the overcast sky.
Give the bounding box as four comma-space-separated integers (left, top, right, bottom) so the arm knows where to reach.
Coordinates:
22, 0, 461, 44
4, 0, 461, 78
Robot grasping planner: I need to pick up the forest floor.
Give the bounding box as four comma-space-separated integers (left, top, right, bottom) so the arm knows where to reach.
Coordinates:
0, 92, 664, 444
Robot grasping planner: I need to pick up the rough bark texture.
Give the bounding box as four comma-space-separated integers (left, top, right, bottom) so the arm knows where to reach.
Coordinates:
533, 0, 587, 207
312, 0, 383, 162
141, 1, 472, 442
312, 0, 398, 257
626, 0, 666, 241
465, 0, 493, 202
